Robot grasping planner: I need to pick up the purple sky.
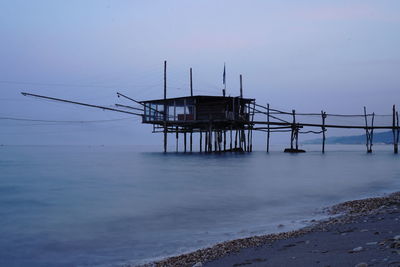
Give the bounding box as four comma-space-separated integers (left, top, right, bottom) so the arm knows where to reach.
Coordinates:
1, 0, 399, 146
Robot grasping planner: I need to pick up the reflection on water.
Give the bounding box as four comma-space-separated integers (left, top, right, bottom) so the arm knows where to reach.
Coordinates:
0, 145, 399, 266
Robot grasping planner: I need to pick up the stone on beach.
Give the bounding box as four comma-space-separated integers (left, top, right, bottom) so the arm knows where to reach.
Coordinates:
351, 246, 363, 252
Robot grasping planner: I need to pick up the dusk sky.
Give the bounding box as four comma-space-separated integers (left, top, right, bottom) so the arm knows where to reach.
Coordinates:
1, 0, 399, 145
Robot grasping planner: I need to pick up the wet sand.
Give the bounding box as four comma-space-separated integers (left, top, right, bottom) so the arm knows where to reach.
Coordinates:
142, 192, 400, 267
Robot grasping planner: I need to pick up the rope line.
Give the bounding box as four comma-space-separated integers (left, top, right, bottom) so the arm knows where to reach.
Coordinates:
0, 116, 135, 123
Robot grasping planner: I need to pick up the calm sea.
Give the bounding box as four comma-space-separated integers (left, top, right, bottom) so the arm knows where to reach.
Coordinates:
1, 145, 399, 267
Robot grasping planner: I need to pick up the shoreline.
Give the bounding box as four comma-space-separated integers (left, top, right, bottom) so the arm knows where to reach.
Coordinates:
138, 192, 400, 267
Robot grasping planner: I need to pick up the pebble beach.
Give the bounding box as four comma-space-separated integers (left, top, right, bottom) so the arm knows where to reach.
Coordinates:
139, 192, 400, 267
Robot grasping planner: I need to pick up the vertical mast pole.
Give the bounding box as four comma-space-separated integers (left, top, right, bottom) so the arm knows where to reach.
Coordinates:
189, 68, 193, 152
396, 111, 400, 153
240, 74, 243, 98
190, 68, 193, 97
321, 111, 326, 153
290, 110, 296, 150
200, 131, 203, 153
163, 60, 167, 153
267, 103, 270, 153
393, 105, 398, 154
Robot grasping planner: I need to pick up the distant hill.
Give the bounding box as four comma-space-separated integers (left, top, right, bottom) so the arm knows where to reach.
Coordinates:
303, 131, 395, 145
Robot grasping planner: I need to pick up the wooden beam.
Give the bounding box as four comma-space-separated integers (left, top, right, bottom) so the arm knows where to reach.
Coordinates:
163, 60, 167, 153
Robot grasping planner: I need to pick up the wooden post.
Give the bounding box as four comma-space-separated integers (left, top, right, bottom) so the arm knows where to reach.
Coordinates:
242, 129, 247, 152
364, 106, 369, 152
235, 129, 238, 149
190, 68, 193, 97
240, 74, 243, 98
364, 106, 372, 153
230, 126, 233, 151
218, 131, 222, 152
238, 129, 241, 150
223, 130, 226, 151
267, 103, 270, 153
321, 111, 326, 153
238, 130, 242, 150
163, 60, 167, 153
190, 131, 193, 152
247, 104, 251, 152
200, 131, 203, 153
208, 123, 212, 152
393, 105, 398, 154
247, 128, 250, 152
371, 112, 375, 152
205, 131, 208, 152
184, 131, 187, 153
247, 104, 250, 152
295, 124, 299, 150
176, 126, 178, 152
214, 131, 217, 152
250, 101, 255, 152
397, 111, 399, 153
290, 110, 296, 149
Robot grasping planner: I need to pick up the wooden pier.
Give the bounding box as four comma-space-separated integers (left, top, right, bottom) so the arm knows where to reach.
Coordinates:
21, 60, 400, 154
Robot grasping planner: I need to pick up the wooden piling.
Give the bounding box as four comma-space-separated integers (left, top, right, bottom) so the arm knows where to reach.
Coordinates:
184, 132, 187, 153
396, 111, 399, 153
371, 112, 375, 152
240, 74, 243, 98
218, 131, 222, 152
235, 129, 238, 149
190, 68, 193, 97
163, 60, 167, 153
267, 103, 270, 153
364, 106, 369, 152
290, 110, 296, 149
295, 124, 299, 150
200, 131, 203, 153
242, 129, 247, 152
214, 131, 217, 152
364, 107, 373, 153
175, 126, 178, 152
208, 123, 212, 152
321, 111, 326, 153
230, 126, 233, 151
190, 131, 193, 152
250, 101, 255, 152
393, 105, 398, 154
205, 131, 208, 152
247, 127, 250, 152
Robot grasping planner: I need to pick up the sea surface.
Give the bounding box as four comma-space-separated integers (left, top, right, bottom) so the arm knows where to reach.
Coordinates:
1, 145, 399, 267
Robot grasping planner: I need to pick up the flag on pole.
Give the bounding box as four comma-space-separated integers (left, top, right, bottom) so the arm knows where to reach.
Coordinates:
222, 63, 226, 86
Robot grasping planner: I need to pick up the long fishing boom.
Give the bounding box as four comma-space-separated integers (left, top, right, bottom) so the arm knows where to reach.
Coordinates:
21, 92, 143, 117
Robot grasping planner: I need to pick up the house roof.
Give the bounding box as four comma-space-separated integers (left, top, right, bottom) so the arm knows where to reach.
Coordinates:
140, 95, 255, 104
